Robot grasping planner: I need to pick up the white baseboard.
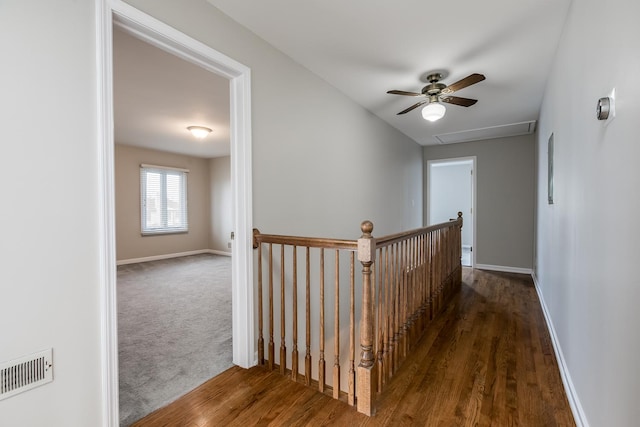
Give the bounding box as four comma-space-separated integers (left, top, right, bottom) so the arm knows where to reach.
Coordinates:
210, 249, 232, 257
117, 249, 230, 265
475, 263, 532, 275
532, 273, 589, 427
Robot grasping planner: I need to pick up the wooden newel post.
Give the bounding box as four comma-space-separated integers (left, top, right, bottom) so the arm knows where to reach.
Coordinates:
357, 220, 377, 416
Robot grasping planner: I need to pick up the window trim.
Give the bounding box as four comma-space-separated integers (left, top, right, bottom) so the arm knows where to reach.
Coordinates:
140, 164, 189, 236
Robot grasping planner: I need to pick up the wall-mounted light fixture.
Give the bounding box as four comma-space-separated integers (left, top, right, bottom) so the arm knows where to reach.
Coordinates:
422, 102, 446, 122
187, 125, 212, 139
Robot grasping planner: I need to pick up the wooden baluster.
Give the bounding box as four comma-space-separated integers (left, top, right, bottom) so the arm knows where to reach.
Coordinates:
440, 230, 444, 309
425, 233, 430, 321
417, 234, 424, 334
442, 228, 447, 302
457, 212, 463, 290
435, 230, 440, 314
443, 230, 447, 301
305, 247, 311, 386
413, 235, 423, 332
357, 220, 377, 416
398, 240, 404, 363
348, 252, 356, 406
376, 248, 384, 392
412, 237, 416, 328
257, 241, 264, 365
448, 227, 453, 297
433, 230, 439, 314
319, 248, 326, 393
410, 238, 415, 345
383, 246, 391, 385
393, 242, 400, 375
406, 238, 412, 348
402, 239, 408, 355
371, 236, 378, 392
388, 243, 393, 374
292, 245, 298, 381
413, 236, 422, 344
438, 229, 443, 311
401, 239, 408, 361
420, 233, 427, 329
409, 237, 416, 346
414, 235, 424, 336
428, 232, 434, 320
268, 243, 274, 370
333, 250, 340, 399
280, 245, 286, 375
410, 237, 416, 345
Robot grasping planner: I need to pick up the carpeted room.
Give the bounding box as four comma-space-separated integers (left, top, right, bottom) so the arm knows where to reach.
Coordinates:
113, 144, 233, 426
117, 253, 232, 426
112, 27, 235, 426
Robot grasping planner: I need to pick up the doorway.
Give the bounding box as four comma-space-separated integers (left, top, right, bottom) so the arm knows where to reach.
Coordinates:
427, 157, 476, 267
97, 2, 253, 425
112, 25, 235, 424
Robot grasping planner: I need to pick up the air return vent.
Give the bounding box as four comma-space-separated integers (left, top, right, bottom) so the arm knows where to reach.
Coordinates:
0, 349, 53, 401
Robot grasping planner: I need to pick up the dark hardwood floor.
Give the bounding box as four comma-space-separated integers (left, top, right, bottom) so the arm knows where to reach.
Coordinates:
132, 268, 575, 426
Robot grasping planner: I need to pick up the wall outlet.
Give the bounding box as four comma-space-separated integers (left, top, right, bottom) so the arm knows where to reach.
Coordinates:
228, 242, 232, 249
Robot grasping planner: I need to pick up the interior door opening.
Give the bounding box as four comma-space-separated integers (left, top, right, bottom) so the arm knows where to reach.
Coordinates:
98, 3, 253, 424
427, 157, 476, 267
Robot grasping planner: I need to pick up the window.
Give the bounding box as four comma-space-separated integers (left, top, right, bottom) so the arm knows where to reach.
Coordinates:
140, 164, 189, 235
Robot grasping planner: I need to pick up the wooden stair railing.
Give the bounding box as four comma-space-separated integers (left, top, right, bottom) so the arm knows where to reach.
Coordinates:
252, 213, 463, 416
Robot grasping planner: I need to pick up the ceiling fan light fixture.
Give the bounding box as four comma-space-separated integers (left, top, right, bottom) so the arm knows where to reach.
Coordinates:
187, 125, 212, 139
421, 102, 446, 122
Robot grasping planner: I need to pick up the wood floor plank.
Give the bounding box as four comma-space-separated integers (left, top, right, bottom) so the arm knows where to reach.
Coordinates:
131, 268, 575, 427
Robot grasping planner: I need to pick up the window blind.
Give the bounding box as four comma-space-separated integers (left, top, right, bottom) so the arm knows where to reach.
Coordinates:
140, 164, 188, 235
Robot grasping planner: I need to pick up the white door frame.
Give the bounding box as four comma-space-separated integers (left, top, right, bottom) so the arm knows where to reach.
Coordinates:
426, 156, 476, 267
96, 1, 254, 425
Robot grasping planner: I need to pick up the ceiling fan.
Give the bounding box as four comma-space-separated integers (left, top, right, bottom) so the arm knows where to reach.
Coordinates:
387, 72, 485, 121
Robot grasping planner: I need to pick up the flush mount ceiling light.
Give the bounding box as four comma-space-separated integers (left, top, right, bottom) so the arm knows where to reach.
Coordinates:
421, 102, 446, 122
187, 125, 212, 139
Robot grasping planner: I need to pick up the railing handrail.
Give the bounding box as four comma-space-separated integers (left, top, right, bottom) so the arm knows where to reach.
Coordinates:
253, 231, 358, 250
253, 212, 462, 252
376, 214, 463, 247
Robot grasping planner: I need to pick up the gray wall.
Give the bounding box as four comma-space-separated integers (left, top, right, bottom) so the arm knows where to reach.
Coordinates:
535, 0, 640, 425
209, 156, 232, 253
0, 1, 102, 425
424, 134, 535, 270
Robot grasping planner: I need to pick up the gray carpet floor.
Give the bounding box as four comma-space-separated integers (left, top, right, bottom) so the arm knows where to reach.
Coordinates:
117, 254, 233, 426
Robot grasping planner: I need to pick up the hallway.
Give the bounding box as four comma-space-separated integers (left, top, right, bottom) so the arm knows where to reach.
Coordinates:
133, 268, 575, 426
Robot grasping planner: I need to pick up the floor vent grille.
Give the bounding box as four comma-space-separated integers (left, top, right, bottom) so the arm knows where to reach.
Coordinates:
0, 349, 53, 401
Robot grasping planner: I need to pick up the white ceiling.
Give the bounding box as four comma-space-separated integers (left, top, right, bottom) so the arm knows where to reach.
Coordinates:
113, 28, 230, 158
207, 0, 572, 145
113, 1, 572, 156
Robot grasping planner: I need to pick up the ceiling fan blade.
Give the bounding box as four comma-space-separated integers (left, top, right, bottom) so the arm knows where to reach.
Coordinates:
440, 96, 478, 107
387, 90, 424, 97
441, 73, 485, 95
397, 100, 428, 115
